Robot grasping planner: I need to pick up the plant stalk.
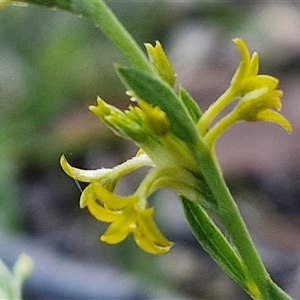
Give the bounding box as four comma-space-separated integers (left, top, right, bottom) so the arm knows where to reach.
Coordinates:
72, 1, 154, 73
194, 146, 292, 299
23, 0, 154, 73
70, 2, 294, 298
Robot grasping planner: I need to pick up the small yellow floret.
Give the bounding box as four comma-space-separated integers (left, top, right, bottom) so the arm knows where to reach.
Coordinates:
199, 38, 292, 151
85, 183, 173, 254
139, 101, 170, 136
145, 41, 176, 86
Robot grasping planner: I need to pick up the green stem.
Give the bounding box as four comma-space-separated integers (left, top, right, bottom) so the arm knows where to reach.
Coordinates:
269, 281, 293, 300
193, 144, 292, 299
204, 109, 239, 148
73, 1, 154, 73
197, 87, 236, 135
24, 0, 154, 73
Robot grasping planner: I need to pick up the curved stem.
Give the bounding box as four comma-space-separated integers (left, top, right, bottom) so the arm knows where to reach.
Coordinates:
204, 110, 239, 148
197, 87, 236, 136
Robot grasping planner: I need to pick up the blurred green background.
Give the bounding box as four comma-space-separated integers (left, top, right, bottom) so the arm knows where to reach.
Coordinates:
1, 1, 300, 299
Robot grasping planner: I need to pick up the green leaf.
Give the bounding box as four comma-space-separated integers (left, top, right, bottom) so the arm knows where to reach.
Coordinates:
0, 259, 14, 299
180, 196, 250, 294
179, 87, 203, 123
117, 66, 199, 146
0, 254, 32, 300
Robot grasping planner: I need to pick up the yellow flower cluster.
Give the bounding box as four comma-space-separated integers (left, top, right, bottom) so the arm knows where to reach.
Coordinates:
61, 146, 201, 254
60, 154, 173, 253
60, 38, 292, 255
81, 182, 172, 254
198, 39, 292, 150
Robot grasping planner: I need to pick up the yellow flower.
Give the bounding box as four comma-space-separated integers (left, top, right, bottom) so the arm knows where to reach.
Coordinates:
81, 182, 172, 254
61, 151, 202, 254
198, 38, 292, 150
230, 39, 278, 95
61, 154, 196, 254
60, 38, 292, 256
61, 154, 172, 254
145, 41, 176, 87
90, 96, 200, 173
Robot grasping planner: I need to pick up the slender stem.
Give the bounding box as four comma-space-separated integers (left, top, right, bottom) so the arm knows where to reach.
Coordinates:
269, 281, 293, 300
194, 146, 292, 299
201, 158, 269, 298
24, 0, 154, 73
204, 110, 239, 148
197, 87, 236, 135
72, 1, 154, 73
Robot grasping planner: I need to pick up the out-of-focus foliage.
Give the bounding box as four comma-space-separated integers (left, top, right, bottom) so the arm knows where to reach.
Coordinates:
0, 4, 119, 230
0, 254, 32, 300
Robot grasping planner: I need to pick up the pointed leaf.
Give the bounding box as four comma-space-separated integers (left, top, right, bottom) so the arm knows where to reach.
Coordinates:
179, 87, 202, 123
180, 196, 250, 293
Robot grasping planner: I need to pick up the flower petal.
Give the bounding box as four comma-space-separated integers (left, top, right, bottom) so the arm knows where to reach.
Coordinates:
60, 155, 110, 182
138, 101, 170, 136
86, 197, 121, 222
243, 75, 278, 93
134, 230, 172, 254
249, 109, 292, 132
80, 184, 95, 208
231, 38, 251, 87
92, 183, 136, 210
247, 52, 259, 78
100, 210, 135, 244
237, 88, 283, 117
133, 208, 172, 254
